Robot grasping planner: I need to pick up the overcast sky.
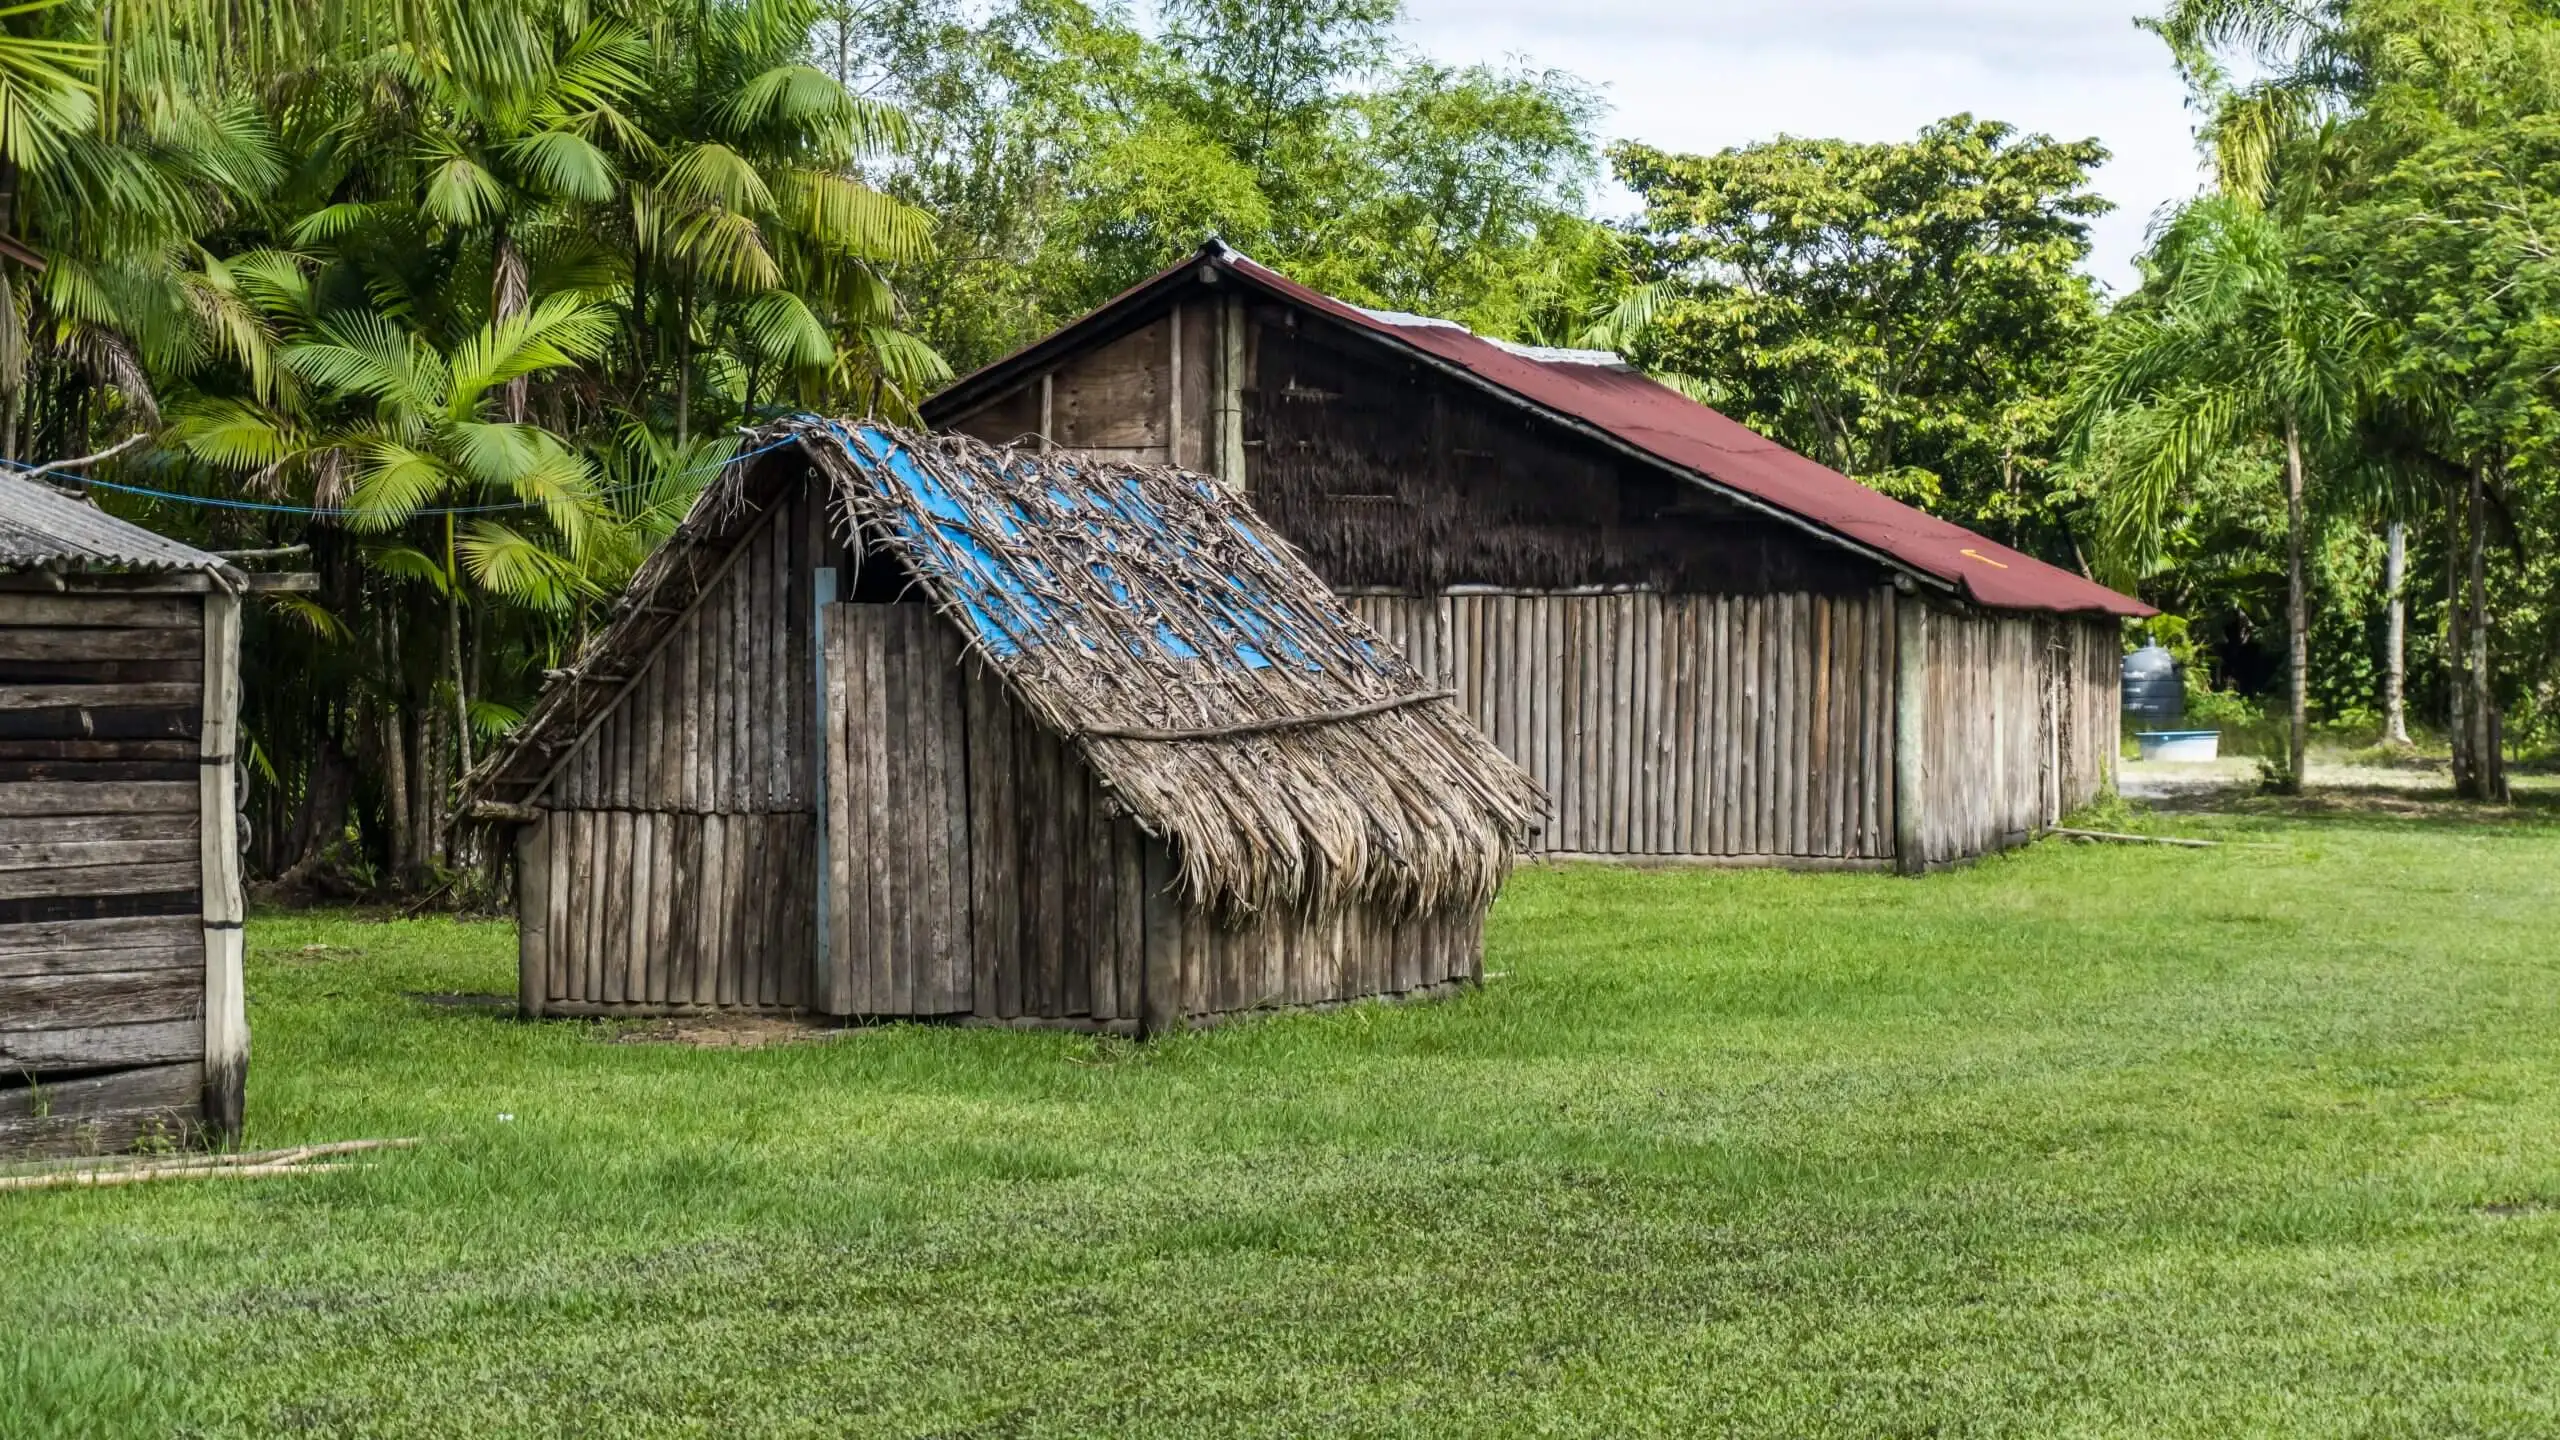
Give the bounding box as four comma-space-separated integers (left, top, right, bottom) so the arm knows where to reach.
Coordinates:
1397, 0, 2207, 294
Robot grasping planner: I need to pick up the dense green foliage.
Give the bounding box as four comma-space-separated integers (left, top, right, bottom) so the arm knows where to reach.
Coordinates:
1609, 119, 2110, 538
2069, 0, 2560, 789
841, 0, 1609, 372
10, 811, 2560, 1433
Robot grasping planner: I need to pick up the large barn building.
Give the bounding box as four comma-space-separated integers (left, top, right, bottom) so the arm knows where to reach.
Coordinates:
467, 424, 1540, 1030
925, 242, 2152, 871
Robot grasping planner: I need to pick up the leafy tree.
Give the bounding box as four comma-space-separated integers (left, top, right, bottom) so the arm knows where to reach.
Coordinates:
1286, 61, 1607, 338
1609, 117, 2110, 541
853, 0, 1608, 367
2321, 110, 2560, 794
2144, 0, 2560, 784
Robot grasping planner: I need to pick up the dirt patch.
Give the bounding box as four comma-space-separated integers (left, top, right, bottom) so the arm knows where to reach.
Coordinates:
603, 1014, 845, 1050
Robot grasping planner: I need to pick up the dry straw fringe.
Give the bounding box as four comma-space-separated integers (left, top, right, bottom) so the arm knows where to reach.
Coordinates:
785, 422, 1545, 921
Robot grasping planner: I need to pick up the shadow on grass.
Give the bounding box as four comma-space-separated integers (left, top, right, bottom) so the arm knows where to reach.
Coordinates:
2134, 775, 2560, 833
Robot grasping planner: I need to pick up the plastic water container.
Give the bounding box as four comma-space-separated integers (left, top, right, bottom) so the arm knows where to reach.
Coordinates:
2121, 642, 2182, 725
2135, 730, 2221, 763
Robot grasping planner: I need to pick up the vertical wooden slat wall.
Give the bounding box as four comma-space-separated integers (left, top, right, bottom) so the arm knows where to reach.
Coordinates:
1347, 588, 1898, 860
536, 488, 819, 1014
754, 592, 1493, 1027
1347, 587, 2116, 867
937, 641, 1480, 1026
1915, 608, 2120, 867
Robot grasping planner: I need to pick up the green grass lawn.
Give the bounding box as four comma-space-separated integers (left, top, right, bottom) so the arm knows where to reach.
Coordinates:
10, 803, 2560, 1437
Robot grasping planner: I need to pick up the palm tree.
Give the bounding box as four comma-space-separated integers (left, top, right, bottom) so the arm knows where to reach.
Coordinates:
614, 0, 944, 438
174, 282, 628, 778
2066, 196, 2372, 791
0, 0, 284, 459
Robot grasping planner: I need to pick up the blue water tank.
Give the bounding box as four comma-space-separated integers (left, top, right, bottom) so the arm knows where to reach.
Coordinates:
2121, 642, 2183, 724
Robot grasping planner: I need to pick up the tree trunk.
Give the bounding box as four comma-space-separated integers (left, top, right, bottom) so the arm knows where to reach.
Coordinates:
2446, 498, 2471, 795
446, 514, 474, 782
674, 286, 695, 451
275, 737, 356, 892
2280, 418, 2309, 794
383, 699, 413, 884
494, 227, 529, 424
405, 702, 435, 881
2382, 520, 2409, 746
2458, 463, 2506, 801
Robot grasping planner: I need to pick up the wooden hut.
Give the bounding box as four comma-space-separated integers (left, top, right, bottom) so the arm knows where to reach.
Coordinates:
925, 242, 2155, 872
0, 473, 247, 1157
465, 423, 1541, 1031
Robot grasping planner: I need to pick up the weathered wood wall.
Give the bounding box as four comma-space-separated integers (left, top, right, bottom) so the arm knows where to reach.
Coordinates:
1349, 589, 1895, 861
0, 592, 211, 1155
530, 484, 822, 1015
933, 285, 2128, 873
817, 599, 1482, 1026
1349, 589, 2117, 866
1911, 608, 2118, 868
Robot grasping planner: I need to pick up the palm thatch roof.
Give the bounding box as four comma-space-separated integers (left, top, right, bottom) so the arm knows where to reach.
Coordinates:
471, 420, 1543, 919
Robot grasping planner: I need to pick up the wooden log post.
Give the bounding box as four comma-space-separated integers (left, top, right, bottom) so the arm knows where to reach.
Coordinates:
515, 817, 550, 1018
1892, 586, 1929, 876
810, 565, 843, 1013
1139, 835, 1183, 1038
198, 589, 248, 1142
1217, 293, 1247, 489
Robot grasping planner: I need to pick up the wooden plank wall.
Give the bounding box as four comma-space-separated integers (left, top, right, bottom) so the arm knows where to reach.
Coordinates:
0, 591, 209, 1155
945, 302, 1220, 471
824, 602, 973, 1016
1916, 610, 2120, 867
1348, 588, 1896, 861
535, 486, 819, 1014
820, 600, 1485, 1024
1349, 589, 2120, 867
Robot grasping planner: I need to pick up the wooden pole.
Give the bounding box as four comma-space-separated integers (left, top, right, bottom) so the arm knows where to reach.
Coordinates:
515, 816, 549, 1018
199, 589, 248, 1140
1140, 835, 1182, 1038
1218, 294, 1247, 489
810, 564, 841, 1012
1892, 587, 1928, 876
1167, 305, 1183, 468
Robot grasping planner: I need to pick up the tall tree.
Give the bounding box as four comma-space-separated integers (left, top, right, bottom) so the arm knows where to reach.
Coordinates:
2067, 196, 2373, 791
1609, 117, 2109, 538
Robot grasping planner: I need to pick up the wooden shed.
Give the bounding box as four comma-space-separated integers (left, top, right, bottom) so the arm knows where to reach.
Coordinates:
0, 473, 247, 1157
465, 423, 1541, 1031
927, 242, 2155, 872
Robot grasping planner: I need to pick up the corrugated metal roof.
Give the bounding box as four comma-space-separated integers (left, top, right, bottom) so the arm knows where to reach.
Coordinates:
925, 243, 2153, 619
0, 469, 238, 580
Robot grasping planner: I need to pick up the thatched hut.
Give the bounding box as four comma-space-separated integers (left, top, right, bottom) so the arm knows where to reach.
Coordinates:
926, 242, 2155, 872
0, 472, 248, 1157
466, 423, 1541, 1031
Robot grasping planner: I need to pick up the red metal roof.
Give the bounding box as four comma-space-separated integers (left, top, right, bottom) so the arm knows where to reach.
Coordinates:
927, 245, 2152, 619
